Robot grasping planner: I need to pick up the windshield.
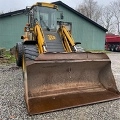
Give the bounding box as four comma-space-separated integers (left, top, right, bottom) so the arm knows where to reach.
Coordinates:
34, 6, 57, 31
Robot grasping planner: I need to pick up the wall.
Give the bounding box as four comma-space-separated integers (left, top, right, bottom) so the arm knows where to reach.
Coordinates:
0, 14, 27, 49
58, 5, 106, 50
0, 6, 106, 50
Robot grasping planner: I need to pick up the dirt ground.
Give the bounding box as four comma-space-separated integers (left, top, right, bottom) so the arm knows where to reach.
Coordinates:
0, 52, 120, 120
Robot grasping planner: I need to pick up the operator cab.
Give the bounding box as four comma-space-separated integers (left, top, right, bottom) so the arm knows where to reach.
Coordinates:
29, 2, 58, 31
36, 7, 57, 31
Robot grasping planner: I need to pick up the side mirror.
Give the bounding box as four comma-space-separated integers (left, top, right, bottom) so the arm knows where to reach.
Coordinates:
25, 6, 30, 15
26, 6, 30, 12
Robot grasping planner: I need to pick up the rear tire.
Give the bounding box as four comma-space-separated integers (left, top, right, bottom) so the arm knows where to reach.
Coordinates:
115, 46, 119, 52
111, 46, 114, 52
15, 42, 23, 66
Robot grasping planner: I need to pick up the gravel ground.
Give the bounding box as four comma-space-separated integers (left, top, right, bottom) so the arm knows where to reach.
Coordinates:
0, 52, 120, 120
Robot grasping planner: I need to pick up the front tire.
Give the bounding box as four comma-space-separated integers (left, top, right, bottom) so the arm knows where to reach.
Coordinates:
15, 42, 23, 66
23, 44, 39, 61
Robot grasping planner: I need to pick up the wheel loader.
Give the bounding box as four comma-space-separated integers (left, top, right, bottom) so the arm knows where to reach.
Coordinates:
15, 2, 120, 115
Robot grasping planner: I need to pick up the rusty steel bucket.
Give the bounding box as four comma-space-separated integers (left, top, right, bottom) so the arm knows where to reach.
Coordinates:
22, 52, 120, 115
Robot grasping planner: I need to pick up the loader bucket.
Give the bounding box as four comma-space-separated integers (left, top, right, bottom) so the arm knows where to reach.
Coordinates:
23, 52, 120, 115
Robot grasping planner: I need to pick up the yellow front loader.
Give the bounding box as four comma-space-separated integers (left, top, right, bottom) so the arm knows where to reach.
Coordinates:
15, 2, 120, 115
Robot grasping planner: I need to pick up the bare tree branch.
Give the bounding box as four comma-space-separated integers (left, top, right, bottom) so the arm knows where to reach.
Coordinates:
76, 0, 102, 22
99, 5, 115, 33
110, 0, 120, 34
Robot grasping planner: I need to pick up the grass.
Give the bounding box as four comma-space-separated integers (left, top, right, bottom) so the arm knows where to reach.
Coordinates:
0, 50, 16, 64
5, 50, 16, 63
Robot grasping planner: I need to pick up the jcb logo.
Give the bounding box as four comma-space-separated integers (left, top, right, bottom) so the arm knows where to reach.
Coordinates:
47, 35, 56, 40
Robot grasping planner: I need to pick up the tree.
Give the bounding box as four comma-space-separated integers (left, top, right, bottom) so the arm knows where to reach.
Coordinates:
110, 0, 120, 35
76, 0, 102, 22
99, 5, 115, 33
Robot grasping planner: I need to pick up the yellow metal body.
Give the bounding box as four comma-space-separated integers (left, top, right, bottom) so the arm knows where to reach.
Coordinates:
33, 23, 76, 53
23, 2, 77, 53
31, 2, 58, 10
34, 23, 45, 53
58, 25, 75, 52
20, 2, 120, 115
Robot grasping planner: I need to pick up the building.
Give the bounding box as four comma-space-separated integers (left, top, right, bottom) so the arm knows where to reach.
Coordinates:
0, 1, 107, 50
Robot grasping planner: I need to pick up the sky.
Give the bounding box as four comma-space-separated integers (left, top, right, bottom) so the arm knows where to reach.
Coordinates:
0, 0, 114, 13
